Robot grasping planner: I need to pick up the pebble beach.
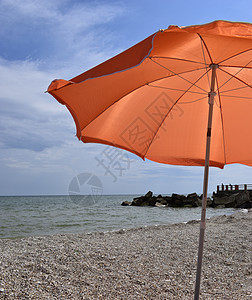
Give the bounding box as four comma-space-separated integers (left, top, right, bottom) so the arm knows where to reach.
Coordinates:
0, 210, 251, 299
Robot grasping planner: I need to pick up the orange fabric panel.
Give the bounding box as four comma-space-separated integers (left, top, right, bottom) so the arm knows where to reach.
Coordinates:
180, 20, 252, 38
70, 34, 155, 83
48, 20, 252, 168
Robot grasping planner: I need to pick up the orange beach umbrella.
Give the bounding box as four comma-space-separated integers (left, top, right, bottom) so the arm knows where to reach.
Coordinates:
48, 20, 252, 299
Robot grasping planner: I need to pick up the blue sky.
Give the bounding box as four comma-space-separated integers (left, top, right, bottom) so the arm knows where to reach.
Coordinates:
0, 0, 252, 196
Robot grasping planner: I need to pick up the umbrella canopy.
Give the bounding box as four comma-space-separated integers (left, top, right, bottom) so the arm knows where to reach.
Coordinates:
48, 20, 252, 169
48, 20, 252, 300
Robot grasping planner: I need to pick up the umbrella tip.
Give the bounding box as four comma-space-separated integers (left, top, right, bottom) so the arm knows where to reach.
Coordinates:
167, 25, 180, 30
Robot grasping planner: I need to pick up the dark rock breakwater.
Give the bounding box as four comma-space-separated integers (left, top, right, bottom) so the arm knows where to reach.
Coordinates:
122, 190, 252, 208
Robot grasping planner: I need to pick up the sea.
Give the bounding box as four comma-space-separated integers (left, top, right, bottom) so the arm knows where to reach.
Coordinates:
0, 195, 237, 239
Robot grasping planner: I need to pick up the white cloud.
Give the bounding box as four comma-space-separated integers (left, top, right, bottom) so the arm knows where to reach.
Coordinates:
0, 0, 126, 75
1, 0, 55, 19
0, 58, 60, 112
0, 57, 77, 154
0, 0, 128, 195
1, 0, 124, 28
1, 0, 252, 195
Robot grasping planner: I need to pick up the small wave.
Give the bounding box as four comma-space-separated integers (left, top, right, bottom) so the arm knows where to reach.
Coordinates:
0, 226, 9, 229
55, 223, 81, 228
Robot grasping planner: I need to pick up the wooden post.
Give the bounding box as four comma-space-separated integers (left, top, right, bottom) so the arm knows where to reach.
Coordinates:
235, 185, 238, 190
244, 184, 247, 190
217, 185, 219, 192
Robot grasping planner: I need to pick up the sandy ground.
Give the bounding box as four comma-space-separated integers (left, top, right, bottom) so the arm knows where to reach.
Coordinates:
0, 210, 251, 299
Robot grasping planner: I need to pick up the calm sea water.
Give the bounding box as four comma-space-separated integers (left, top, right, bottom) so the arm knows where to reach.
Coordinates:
0, 195, 236, 239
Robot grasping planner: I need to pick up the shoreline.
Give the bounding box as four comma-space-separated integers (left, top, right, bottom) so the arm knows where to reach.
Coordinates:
0, 210, 251, 299
1, 194, 238, 240
0, 208, 237, 241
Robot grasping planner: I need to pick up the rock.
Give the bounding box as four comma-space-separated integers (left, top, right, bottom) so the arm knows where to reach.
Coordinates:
185, 193, 202, 207
232, 191, 251, 208
195, 197, 213, 207
213, 196, 235, 206
207, 197, 213, 206
158, 198, 168, 205
131, 196, 148, 206
163, 196, 172, 206
187, 192, 198, 199
192, 198, 201, 207
125, 190, 252, 208
131, 191, 155, 206
168, 194, 187, 207
121, 201, 132, 206
212, 190, 251, 208
145, 191, 153, 199
172, 193, 186, 201
148, 197, 157, 206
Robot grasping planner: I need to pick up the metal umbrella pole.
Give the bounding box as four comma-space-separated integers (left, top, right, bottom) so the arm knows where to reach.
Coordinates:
194, 64, 218, 300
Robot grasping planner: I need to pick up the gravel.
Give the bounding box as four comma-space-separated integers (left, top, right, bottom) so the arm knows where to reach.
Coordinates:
0, 210, 251, 299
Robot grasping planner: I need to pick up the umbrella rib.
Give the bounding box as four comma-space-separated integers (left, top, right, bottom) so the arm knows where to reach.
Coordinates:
215, 75, 227, 165
179, 95, 208, 104
143, 69, 210, 158
149, 57, 209, 93
221, 64, 252, 69
147, 84, 206, 95
148, 60, 207, 80
218, 48, 252, 65
218, 57, 252, 90
199, 34, 211, 89
220, 94, 252, 100
221, 85, 251, 93
147, 85, 207, 104
150, 56, 207, 66
218, 67, 252, 91
197, 34, 213, 64
80, 67, 208, 133
220, 85, 252, 99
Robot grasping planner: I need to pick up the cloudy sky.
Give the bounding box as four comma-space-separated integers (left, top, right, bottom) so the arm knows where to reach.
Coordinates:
0, 0, 252, 196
